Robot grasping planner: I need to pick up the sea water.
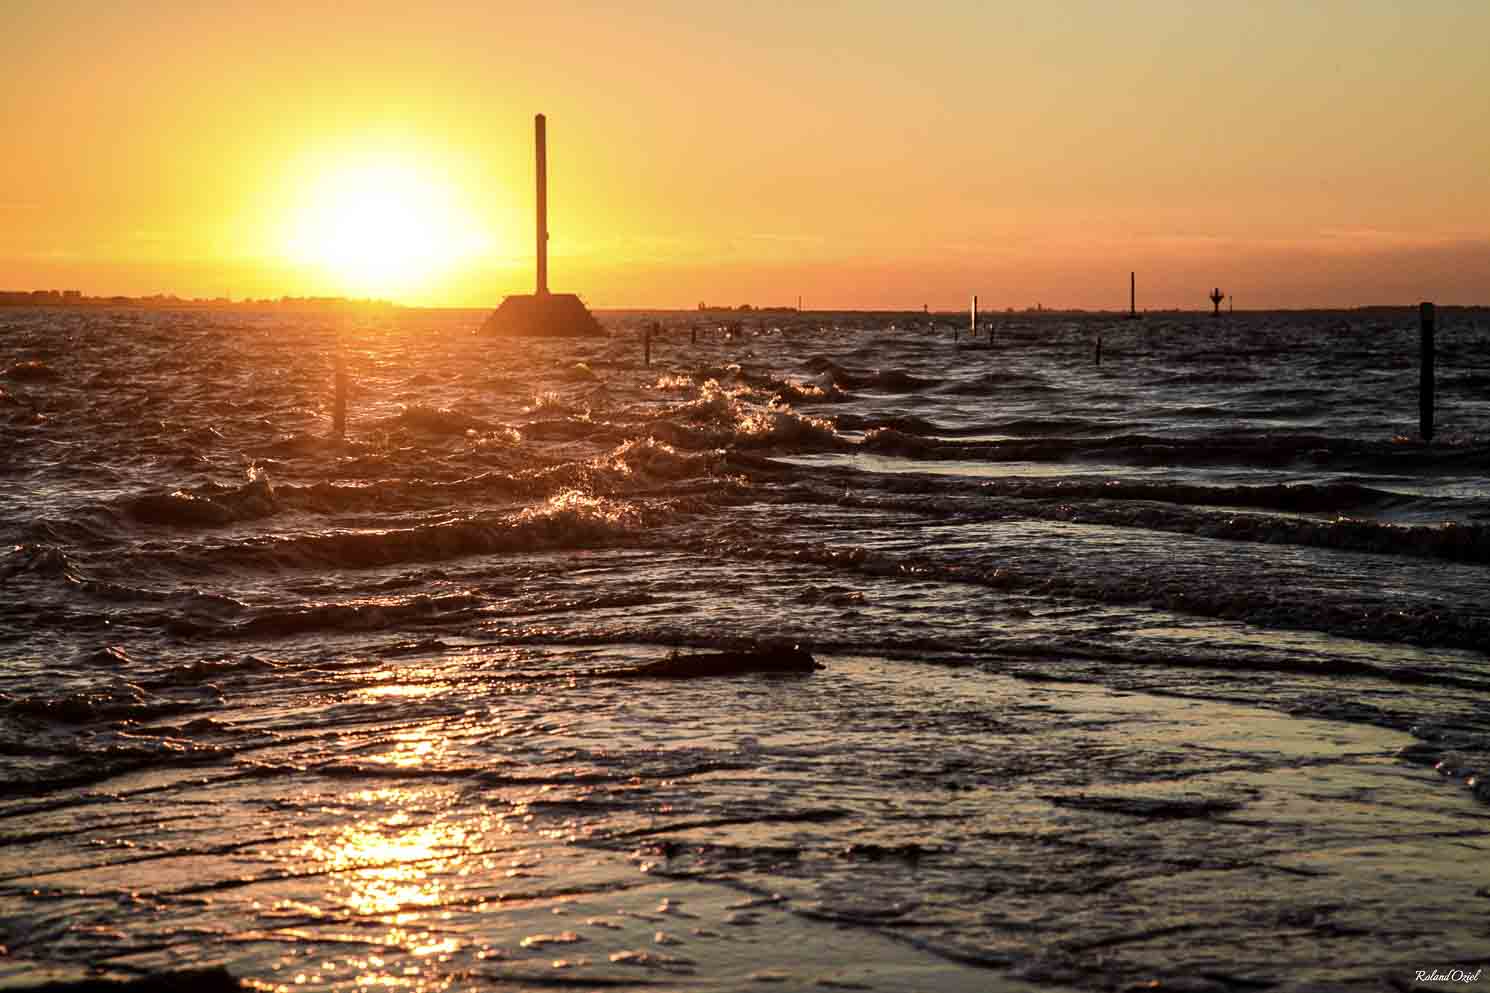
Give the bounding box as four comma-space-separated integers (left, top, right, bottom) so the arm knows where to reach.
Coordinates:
2, 307, 1488, 991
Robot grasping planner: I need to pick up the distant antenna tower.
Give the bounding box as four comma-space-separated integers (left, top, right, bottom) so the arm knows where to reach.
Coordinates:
1209, 287, 1225, 317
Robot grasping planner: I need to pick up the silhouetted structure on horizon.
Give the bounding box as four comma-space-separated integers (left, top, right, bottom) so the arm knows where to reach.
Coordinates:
1210, 287, 1225, 317
1126, 271, 1143, 319
483, 114, 603, 337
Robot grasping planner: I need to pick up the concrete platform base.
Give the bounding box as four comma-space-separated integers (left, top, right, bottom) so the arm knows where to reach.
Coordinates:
481, 292, 604, 337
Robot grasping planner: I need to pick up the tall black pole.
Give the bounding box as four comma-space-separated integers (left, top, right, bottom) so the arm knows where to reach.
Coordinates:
536, 114, 548, 296
1130, 271, 1135, 316
1420, 302, 1435, 441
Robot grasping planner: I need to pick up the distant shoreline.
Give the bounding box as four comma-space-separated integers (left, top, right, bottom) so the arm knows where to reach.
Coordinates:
0, 290, 398, 312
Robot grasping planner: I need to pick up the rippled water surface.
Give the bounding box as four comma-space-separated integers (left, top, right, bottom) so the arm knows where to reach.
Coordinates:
3, 306, 1489, 991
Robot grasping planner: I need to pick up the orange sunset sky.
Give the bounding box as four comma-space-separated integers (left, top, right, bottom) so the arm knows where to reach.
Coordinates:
3, 1, 1488, 310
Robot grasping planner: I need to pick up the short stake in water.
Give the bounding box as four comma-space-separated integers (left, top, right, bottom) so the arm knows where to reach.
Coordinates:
1420, 301, 1435, 441
1095, 331, 1103, 366
644, 322, 653, 367
333, 344, 348, 439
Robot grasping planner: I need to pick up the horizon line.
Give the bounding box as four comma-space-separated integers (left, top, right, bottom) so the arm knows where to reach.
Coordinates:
3, 290, 1487, 315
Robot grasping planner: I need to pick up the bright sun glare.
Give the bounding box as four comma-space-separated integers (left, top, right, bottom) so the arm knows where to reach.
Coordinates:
285, 156, 489, 299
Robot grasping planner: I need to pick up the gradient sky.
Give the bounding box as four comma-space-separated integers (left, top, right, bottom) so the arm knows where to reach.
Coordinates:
3, 0, 1487, 309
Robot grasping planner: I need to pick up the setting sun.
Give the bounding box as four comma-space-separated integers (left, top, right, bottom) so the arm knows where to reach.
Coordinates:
283, 155, 491, 298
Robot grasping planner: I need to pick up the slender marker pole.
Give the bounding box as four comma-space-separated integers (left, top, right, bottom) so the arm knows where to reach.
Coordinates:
644, 323, 653, 367
1420, 302, 1435, 441
1096, 331, 1103, 366
535, 114, 548, 296
969, 294, 976, 343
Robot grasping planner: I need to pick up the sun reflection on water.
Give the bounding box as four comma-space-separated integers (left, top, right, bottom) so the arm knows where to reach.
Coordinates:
297, 807, 471, 918
359, 684, 443, 699
368, 732, 449, 768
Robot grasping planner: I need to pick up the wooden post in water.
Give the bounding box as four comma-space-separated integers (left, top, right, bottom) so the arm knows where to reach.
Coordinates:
333, 338, 347, 439
1420, 302, 1435, 441
644, 322, 653, 366
1095, 331, 1103, 366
